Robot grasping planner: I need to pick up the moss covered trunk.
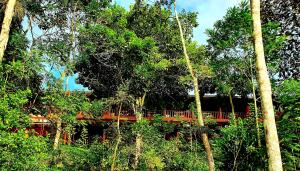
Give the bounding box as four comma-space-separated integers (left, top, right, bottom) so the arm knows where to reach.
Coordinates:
53, 118, 62, 150
133, 94, 145, 170
133, 111, 142, 170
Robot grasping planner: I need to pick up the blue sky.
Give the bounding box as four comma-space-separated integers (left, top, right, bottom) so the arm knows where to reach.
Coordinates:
27, 0, 241, 91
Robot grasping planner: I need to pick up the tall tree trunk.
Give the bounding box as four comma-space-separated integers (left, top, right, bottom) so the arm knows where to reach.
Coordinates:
250, 57, 261, 147
53, 71, 67, 149
111, 104, 122, 171
0, 0, 17, 62
133, 94, 145, 170
133, 112, 142, 170
53, 118, 62, 150
251, 0, 283, 170
174, 2, 215, 170
64, 4, 77, 91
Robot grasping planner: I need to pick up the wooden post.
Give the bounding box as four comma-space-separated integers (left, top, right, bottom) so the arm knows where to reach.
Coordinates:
102, 129, 106, 141
42, 124, 45, 136
63, 132, 67, 144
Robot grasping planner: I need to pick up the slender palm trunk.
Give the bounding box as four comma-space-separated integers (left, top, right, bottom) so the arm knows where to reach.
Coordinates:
250, 58, 261, 147
175, 3, 215, 170
53, 118, 62, 150
251, 0, 282, 170
0, 0, 17, 62
111, 104, 122, 171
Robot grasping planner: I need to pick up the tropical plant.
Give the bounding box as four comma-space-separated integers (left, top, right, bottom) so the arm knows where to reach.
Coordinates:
276, 80, 300, 170
214, 117, 266, 170
0, 130, 50, 170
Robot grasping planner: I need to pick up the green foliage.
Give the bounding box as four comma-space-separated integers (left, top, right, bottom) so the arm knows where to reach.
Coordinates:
53, 145, 92, 170
213, 118, 267, 170
261, 0, 300, 79
207, 0, 286, 96
0, 130, 50, 170
50, 141, 110, 170
76, 16, 159, 97
178, 43, 213, 88
42, 84, 91, 119
76, 126, 89, 147
276, 80, 300, 170
90, 100, 106, 117
207, 1, 253, 96
131, 119, 208, 170
156, 141, 208, 170
0, 88, 31, 129
75, 1, 198, 108
64, 119, 207, 171
276, 80, 300, 106
1, 0, 299, 170
0, 59, 40, 129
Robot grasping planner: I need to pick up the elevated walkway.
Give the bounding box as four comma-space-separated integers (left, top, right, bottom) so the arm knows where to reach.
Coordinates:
76, 110, 247, 123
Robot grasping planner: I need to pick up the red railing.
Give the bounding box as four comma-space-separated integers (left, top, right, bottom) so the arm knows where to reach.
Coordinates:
27, 110, 247, 137
99, 110, 247, 123
30, 110, 246, 124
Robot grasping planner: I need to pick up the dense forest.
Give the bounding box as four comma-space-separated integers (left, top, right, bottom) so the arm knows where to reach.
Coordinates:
0, 0, 299, 170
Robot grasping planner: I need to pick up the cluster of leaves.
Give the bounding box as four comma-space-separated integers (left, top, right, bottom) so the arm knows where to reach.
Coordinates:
0, 55, 42, 130
66, 118, 208, 170
0, 0, 299, 170
207, 0, 286, 97
22, 116, 208, 170
276, 80, 300, 169
262, 0, 300, 79
0, 130, 50, 170
42, 84, 91, 119
213, 116, 267, 170
74, 1, 200, 109
76, 21, 158, 97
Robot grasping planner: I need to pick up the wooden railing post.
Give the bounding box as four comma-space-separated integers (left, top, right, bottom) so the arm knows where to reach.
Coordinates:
63, 131, 68, 144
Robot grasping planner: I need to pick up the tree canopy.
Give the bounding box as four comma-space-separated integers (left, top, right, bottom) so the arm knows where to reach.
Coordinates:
0, 0, 298, 170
